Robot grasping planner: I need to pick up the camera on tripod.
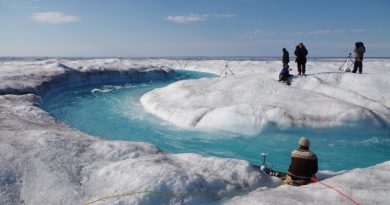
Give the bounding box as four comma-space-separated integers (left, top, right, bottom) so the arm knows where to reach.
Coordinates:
338, 52, 354, 72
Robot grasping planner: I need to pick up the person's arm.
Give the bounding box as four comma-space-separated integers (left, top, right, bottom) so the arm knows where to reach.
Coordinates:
313, 157, 318, 174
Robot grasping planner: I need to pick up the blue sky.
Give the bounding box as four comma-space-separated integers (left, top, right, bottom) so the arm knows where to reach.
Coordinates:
1, 0, 389, 57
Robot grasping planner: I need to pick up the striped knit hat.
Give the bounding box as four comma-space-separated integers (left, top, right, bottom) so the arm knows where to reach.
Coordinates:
299, 137, 310, 147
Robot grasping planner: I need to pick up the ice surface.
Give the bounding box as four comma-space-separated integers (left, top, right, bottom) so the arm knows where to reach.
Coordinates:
224, 162, 390, 205
141, 60, 390, 135
1, 58, 389, 205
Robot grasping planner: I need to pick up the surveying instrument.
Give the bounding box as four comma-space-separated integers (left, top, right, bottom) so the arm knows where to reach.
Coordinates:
260, 152, 274, 169
338, 53, 354, 72
260, 152, 268, 167
220, 63, 237, 79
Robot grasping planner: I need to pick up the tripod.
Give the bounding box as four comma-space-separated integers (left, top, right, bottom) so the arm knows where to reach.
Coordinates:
220, 63, 237, 79
338, 53, 354, 72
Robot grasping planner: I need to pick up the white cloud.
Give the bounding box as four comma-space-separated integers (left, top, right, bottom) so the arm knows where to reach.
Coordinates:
166, 14, 206, 24
32, 12, 80, 24
166, 13, 236, 24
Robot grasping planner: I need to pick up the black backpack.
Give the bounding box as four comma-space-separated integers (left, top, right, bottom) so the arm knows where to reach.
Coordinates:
359, 42, 366, 53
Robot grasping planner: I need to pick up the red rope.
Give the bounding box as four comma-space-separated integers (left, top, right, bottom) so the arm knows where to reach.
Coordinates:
310, 177, 361, 205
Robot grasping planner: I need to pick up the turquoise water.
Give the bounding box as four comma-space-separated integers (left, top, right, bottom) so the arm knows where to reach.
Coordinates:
40, 70, 390, 172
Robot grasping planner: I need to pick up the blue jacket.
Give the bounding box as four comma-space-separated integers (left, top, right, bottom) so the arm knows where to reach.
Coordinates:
280, 64, 290, 76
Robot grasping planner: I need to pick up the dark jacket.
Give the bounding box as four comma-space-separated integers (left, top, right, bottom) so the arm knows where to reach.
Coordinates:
283, 49, 290, 65
287, 148, 318, 180
354, 44, 366, 61
294, 46, 308, 63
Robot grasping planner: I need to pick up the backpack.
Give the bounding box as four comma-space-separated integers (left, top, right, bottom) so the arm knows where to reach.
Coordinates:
359, 42, 366, 53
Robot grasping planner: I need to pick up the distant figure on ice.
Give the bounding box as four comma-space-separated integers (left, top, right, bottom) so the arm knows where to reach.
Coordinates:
279, 64, 292, 85
284, 137, 318, 186
282, 48, 290, 66
279, 48, 292, 85
352, 42, 366, 74
294, 43, 308, 75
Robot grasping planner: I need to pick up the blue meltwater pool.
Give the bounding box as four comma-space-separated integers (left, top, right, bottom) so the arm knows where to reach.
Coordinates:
40, 70, 390, 172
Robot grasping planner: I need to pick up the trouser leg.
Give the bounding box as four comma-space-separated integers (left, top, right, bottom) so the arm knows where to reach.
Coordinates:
352, 61, 358, 73
359, 61, 363, 73
302, 63, 306, 74
297, 62, 302, 74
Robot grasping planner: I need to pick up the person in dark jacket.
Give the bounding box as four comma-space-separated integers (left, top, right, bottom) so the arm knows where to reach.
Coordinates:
282, 48, 290, 66
352, 42, 366, 74
284, 137, 318, 186
279, 48, 292, 85
294, 43, 308, 75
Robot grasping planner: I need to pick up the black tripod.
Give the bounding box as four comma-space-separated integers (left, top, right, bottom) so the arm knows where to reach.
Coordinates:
220, 63, 237, 79
338, 53, 354, 72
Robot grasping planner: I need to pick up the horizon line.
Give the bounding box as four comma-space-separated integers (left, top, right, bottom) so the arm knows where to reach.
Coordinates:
1, 55, 390, 59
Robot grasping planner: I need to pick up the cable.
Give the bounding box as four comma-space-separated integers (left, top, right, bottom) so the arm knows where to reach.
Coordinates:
84, 190, 218, 205
311, 178, 361, 205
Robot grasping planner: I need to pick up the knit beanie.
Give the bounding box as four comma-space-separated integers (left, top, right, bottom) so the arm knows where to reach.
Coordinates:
299, 137, 310, 147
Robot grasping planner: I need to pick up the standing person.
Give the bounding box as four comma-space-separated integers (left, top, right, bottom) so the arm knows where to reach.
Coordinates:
279, 48, 292, 85
294, 43, 308, 75
352, 42, 366, 74
284, 137, 318, 186
282, 48, 290, 66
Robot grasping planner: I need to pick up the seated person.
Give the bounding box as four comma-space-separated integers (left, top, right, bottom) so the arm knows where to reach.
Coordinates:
261, 137, 318, 186
284, 137, 318, 186
279, 64, 292, 84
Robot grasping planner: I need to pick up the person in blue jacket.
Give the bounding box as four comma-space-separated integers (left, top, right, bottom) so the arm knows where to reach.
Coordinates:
279, 64, 292, 85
